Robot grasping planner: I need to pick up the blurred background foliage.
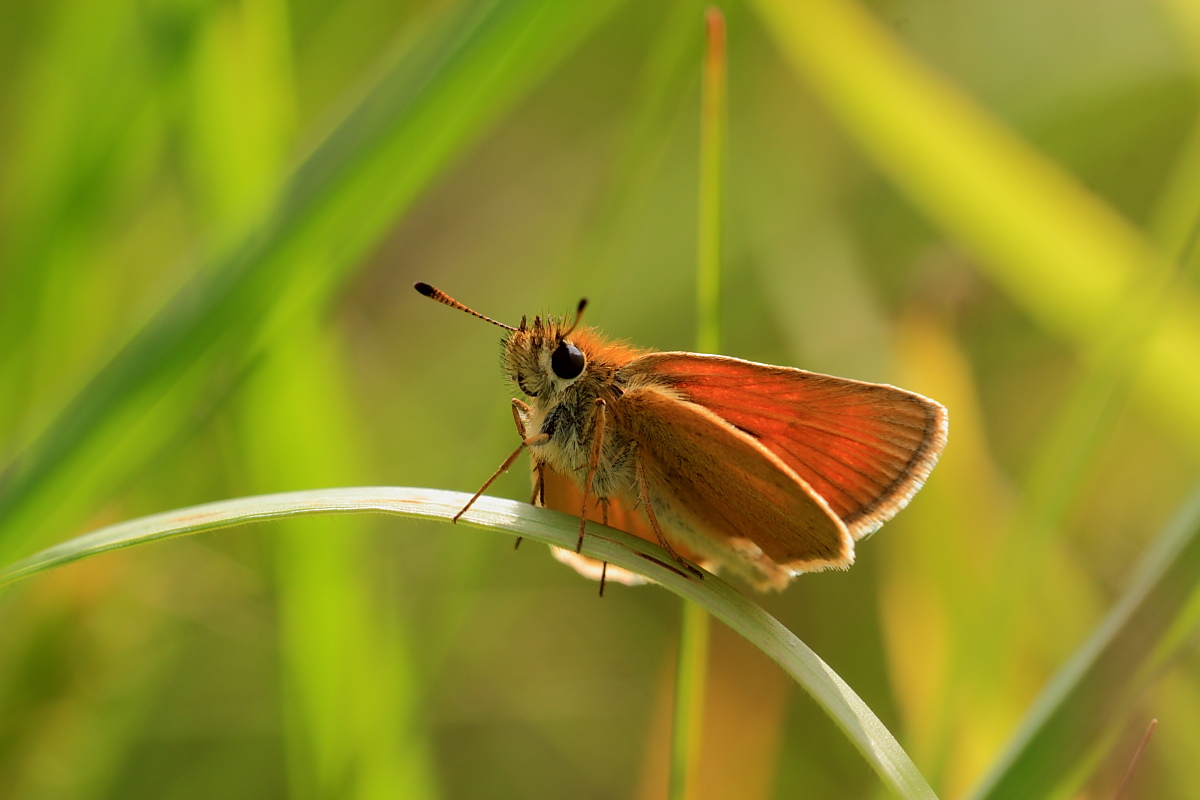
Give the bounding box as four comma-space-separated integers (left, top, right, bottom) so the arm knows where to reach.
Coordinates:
1, 0, 1199, 798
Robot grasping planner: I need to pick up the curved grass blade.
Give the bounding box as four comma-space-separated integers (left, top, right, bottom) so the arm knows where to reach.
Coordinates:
0, 486, 939, 800
968, 480, 1200, 800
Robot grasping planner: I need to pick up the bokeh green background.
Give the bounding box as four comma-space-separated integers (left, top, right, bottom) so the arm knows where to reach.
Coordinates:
2, 0, 1199, 798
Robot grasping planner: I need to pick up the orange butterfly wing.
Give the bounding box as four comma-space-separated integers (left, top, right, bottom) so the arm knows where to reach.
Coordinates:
623, 353, 948, 540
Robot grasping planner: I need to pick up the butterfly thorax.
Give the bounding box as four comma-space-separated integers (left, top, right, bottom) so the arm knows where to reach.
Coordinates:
503, 318, 645, 499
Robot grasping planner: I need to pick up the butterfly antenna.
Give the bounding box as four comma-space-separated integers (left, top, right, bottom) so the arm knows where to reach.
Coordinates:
414, 282, 517, 332
561, 298, 588, 337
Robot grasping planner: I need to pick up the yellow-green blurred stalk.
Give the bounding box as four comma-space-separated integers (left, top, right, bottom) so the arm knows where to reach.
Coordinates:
670, 8, 725, 800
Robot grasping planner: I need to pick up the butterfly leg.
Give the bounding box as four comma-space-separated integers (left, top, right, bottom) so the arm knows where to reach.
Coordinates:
635, 450, 704, 579
576, 398, 608, 554
454, 404, 549, 523
511, 398, 545, 504
598, 500, 610, 597
511, 398, 532, 436
511, 398, 540, 550
530, 462, 546, 507
516, 460, 546, 552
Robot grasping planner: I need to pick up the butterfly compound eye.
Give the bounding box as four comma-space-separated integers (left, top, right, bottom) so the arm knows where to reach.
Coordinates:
551, 341, 585, 380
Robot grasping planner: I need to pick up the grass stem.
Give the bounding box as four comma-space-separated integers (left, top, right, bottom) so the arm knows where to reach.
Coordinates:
671, 8, 724, 800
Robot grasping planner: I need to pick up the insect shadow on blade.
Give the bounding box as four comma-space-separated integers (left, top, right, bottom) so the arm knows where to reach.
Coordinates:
414, 281, 948, 594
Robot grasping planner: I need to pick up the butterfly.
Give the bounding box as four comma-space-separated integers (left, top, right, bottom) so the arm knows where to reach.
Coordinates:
416, 282, 948, 591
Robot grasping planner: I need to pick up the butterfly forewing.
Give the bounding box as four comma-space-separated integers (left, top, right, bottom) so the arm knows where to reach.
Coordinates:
625, 353, 948, 540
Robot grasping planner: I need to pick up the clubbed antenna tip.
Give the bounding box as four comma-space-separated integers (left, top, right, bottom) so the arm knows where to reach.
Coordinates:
413, 281, 517, 332
562, 298, 588, 336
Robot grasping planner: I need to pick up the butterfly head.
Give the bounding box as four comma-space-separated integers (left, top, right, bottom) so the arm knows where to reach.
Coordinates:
501, 302, 590, 400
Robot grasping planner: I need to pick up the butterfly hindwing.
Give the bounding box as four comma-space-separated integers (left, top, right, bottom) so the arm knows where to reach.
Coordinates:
534, 462, 704, 586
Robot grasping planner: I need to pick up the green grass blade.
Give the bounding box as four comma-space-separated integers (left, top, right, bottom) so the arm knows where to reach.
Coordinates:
0, 486, 940, 800
968, 480, 1200, 800
0, 0, 626, 561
